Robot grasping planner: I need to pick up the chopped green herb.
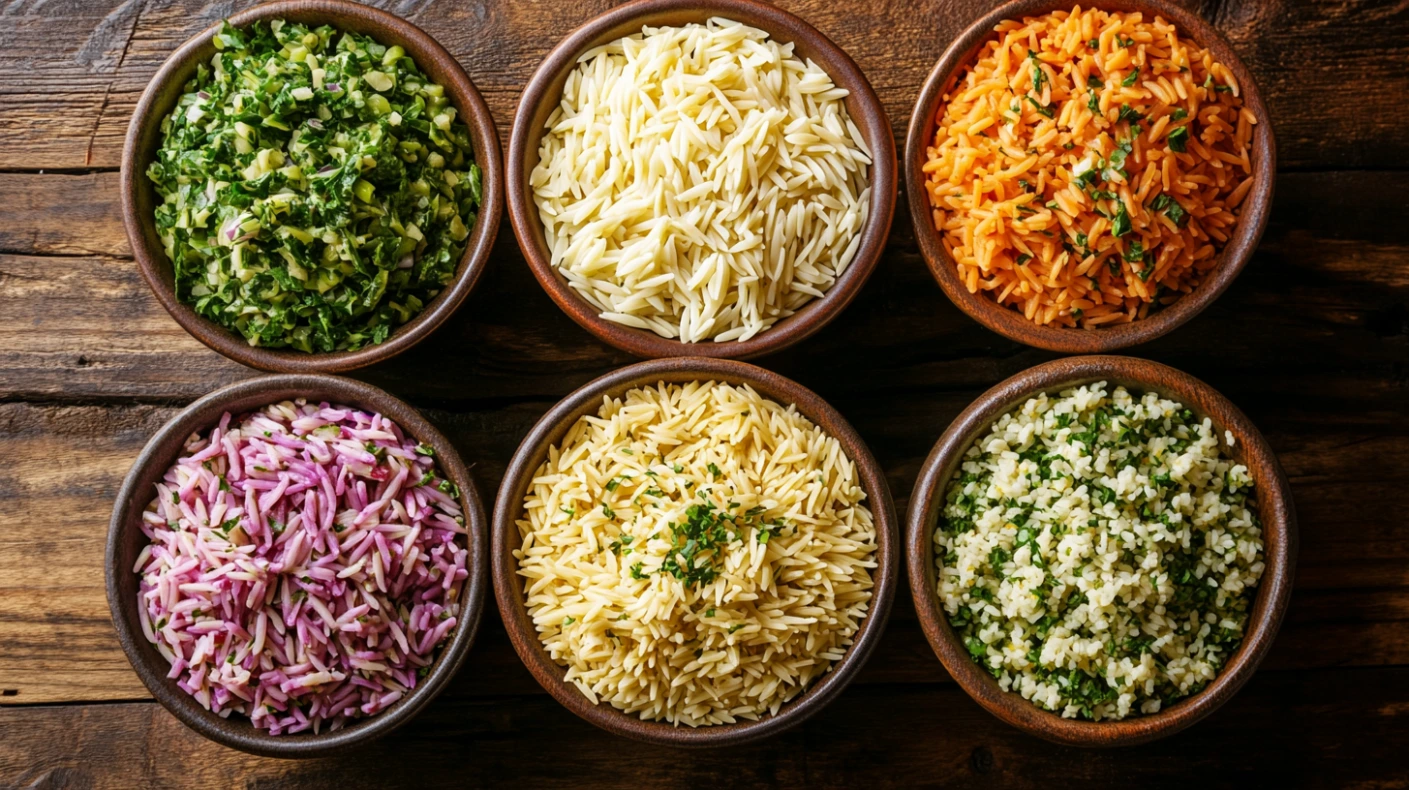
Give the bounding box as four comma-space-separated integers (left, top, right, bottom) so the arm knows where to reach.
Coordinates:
415, 443, 435, 457
147, 20, 482, 353
1024, 95, 1054, 118
1167, 125, 1189, 153
1027, 50, 1047, 94
1111, 202, 1133, 237
1121, 68, 1139, 87
1149, 193, 1187, 226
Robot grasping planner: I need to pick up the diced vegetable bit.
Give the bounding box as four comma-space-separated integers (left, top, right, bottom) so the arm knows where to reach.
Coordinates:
148, 19, 482, 353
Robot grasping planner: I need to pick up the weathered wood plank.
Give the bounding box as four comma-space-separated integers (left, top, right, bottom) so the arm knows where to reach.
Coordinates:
4, 666, 1409, 788
0, 173, 126, 258
0, 0, 1405, 169
0, 171, 1405, 406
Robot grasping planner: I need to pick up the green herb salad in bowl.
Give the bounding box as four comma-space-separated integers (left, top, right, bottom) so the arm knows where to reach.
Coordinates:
124, 2, 501, 371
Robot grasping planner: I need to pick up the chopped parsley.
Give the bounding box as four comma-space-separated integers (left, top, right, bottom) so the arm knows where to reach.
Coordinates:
1167, 125, 1189, 153
147, 20, 483, 353
1028, 50, 1047, 94
1149, 193, 1187, 226
1111, 202, 1133, 237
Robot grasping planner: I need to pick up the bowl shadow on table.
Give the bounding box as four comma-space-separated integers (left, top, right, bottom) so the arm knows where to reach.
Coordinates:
250, 630, 1352, 788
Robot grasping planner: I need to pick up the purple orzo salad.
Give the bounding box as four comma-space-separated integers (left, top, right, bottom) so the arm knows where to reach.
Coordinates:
136, 399, 470, 735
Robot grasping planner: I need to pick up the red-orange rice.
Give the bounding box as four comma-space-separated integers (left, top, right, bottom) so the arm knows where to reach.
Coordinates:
923, 6, 1256, 328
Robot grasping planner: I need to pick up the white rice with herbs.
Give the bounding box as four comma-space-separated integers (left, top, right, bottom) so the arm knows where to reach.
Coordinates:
515, 380, 878, 726
935, 382, 1264, 720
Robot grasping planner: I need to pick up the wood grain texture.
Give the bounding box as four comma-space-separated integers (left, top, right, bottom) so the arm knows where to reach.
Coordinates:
0, 171, 1405, 405
0, 0, 1406, 783
0, 0, 1406, 169
4, 666, 1409, 788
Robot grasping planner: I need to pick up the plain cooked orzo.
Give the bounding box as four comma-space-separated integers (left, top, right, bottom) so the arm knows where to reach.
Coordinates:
515, 381, 878, 725
935, 382, 1264, 720
531, 18, 872, 343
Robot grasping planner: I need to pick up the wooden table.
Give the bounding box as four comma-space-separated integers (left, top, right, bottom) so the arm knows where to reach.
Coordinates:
1, 0, 1406, 786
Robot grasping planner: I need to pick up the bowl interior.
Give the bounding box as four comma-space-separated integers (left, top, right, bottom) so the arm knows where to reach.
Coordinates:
508, 0, 896, 360
105, 374, 488, 758
904, 0, 1276, 354
492, 358, 899, 746
122, 0, 502, 373
907, 355, 1296, 747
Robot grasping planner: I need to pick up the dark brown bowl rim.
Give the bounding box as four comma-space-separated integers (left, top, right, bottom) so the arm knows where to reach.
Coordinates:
505, 0, 898, 360
903, 0, 1277, 353
120, 0, 503, 373
491, 357, 899, 746
905, 355, 1297, 747
104, 374, 489, 758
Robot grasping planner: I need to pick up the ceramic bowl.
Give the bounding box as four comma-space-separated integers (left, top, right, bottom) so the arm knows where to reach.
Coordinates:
121, 0, 502, 372
906, 355, 1296, 746
904, 0, 1275, 352
106, 374, 488, 757
507, 0, 897, 360
492, 357, 899, 745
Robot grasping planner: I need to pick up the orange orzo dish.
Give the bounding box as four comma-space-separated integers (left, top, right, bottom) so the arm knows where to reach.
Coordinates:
922, 6, 1257, 328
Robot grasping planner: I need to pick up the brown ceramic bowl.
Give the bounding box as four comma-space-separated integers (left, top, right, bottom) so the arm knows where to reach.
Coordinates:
121, 0, 502, 373
105, 374, 489, 758
492, 358, 899, 745
906, 355, 1296, 747
506, 0, 897, 360
904, 0, 1275, 353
